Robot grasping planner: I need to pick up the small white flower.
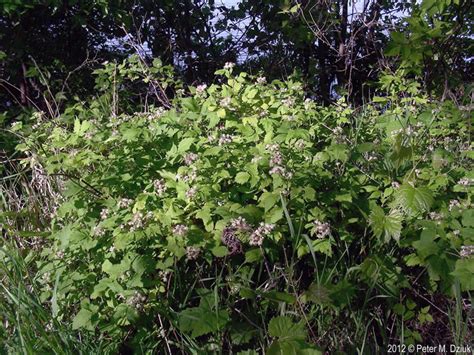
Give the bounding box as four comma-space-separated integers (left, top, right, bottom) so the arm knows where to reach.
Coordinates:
186, 246, 201, 260
458, 178, 473, 186
265, 143, 280, 153
218, 134, 233, 146
295, 140, 306, 150
282, 97, 295, 107
224, 62, 235, 70
429, 211, 443, 221
391, 181, 401, 189
118, 198, 133, 209
183, 152, 199, 166
449, 199, 461, 211
172, 224, 188, 237
460, 245, 474, 258
196, 84, 207, 95
93, 225, 105, 237
249, 223, 275, 246
220, 97, 232, 108
207, 134, 216, 143
127, 292, 146, 311
256, 76, 266, 85
100, 208, 109, 220
312, 220, 331, 239
153, 179, 167, 196
128, 212, 144, 231
230, 216, 251, 231
186, 186, 198, 199
270, 151, 283, 166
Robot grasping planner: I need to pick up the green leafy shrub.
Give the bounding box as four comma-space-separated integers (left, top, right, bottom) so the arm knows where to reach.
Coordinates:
12, 59, 473, 352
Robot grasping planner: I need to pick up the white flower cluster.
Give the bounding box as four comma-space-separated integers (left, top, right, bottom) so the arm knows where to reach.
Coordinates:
158, 270, 171, 283
186, 186, 198, 199
175, 168, 198, 183
127, 292, 146, 311
172, 224, 188, 237
281, 97, 295, 107
100, 208, 109, 220
266, 144, 292, 179
129, 212, 144, 231
259, 109, 269, 117
304, 98, 314, 110
218, 134, 233, 146
269, 166, 293, 179
147, 107, 167, 121
363, 152, 378, 161
127, 211, 153, 232
196, 84, 207, 95
460, 245, 474, 258
93, 225, 106, 237
391, 181, 401, 189
186, 246, 201, 260
449, 199, 461, 211
458, 178, 473, 186
230, 216, 251, 231
295, 139, 306, 150
313, 220, 331, 239
249, 223, 275, 246
256, 76, 266, 85
118, 198, 134, 209
224, 62, 235, 70
153, 178, 167, 196
429, 211, 443, 222
184, 152, 199, 166
220, 97, 232, 108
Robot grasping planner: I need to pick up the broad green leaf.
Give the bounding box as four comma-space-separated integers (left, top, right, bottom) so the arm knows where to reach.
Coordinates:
369, 205, 403, 243
395, 183, 433, 215
268, 316, 306, 340
235, 172, 250, 184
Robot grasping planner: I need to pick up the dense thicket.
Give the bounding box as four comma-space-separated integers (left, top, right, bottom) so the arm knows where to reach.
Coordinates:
0, 1, 473, 354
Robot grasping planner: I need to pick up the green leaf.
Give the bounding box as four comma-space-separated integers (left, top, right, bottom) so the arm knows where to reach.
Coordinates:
462, 209, 474, 228
178, 137, 195, 152
451, 259, 474, 291
412, 228, 439, 260
245, 248, 263, 263
177, 306, 229, 338
72, 308, 94, 330
369, 205, 403, 243
266, 206, 283, 224
247, 88, 258, 99
267, 340, 323, 355
235, 172, 250, 184
217, 108, 226, 118
395, 183, 433, 215
261, 291, 296, 304
268, 316, 306, 340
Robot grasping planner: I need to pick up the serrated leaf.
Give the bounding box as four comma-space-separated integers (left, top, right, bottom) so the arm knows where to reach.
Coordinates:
369, 205, 403, 243
235, 172, 250, 184
177, 306, 229, 338
395, 183, 433, 215
268, 316, 306, 340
